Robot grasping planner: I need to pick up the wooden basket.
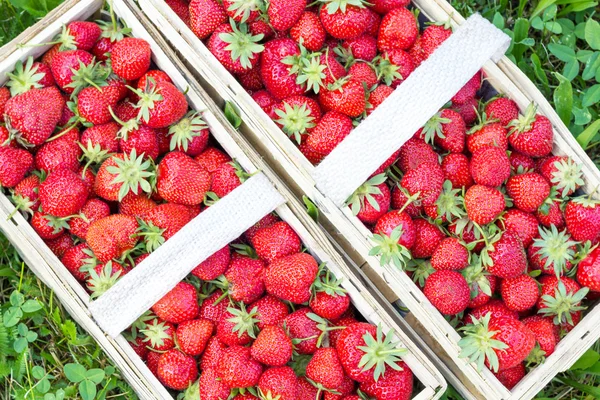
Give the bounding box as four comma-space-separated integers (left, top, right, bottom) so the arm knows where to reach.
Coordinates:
0, 0, 447, 399
135, 0, 600, 399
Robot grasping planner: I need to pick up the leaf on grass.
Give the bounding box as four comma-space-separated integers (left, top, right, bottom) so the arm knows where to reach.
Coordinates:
79, 379, 97, 400
22, 299, 42, 313
585, 18, 600, 50
570, 349, 600, 371
64, 363, 87, 383
577, 119, 600, 148
85, 369, 105, 384
562, 60, 580, 81
548, 43, 576, 62
552, 73, 573, 125
557, 377, 600, 398
583, 52, 600, 80
582, 84, 600, 107
531, 0, 558, 20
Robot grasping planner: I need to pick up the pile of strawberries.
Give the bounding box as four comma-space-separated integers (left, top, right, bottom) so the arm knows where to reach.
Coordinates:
0, 11, 416, 400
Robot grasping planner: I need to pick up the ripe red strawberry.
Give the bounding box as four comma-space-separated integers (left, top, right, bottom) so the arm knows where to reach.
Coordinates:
441, 153, 473, 189
508, 104, 553, 157
319, 3, 369, 40
195, 147, 231, 173
359, 365, 413, 400
250, 295, 289, 329
377, 7, 418, 51
258, 367, 298, 400
31, 212, 67, 240
464, 264, 498, 309
396, 137, 438, 173
223, 255, 265, 303
77, 85, 120, 125
422, 109, 466, 154
284, 307, 321, 354
269, 0, 305, 31
487, 230, 528, 279
319, 79, 366, 117
35, 135, 81, 174
0, 87, 10, 122
260, 39, 304, 101
50, 50, 94, 93
460, 314, 535, 372
464, 185, 505, 225
577, 247, 600, 292
129, 336, 149, 360
176, 318, 214, 356
164, 0, 191, 25
470, 146, 510, 188
198, 290, 227, 323
4, 86, 64, 146
506, 173, 550, 213
119, 125, 159, 160
370, 0, 409, 13
137, 70, 172, 91
452, 97, 478, 125
323, 374, 355, 399
217, 304, 258, 346
367, 84, 393, 115
145, 351, 161, 377
157, 349, 198, 390
156, 151, 211, 205
222, 0, 261, 23
86, 214, 138, 263
95, 151, 154, 201
377, 48, 414, 88
111, 38, 151, 80
218, 345, 263, 388
539, 156, 584, 197
343, 34, 378, 62
191, 246, 230, 280
485, 97, 519, 127
373, 211, 416, 249
237, 66, 264, 91
410, 24, 451, 66
61, 243, 93, 281
6, 58, 54, 96
118, 193, 157, 217
464, 299, 518, 325
252, 221, 301, 262
265, 252, 319, 303
522, 317, 558, 361
39, 169, 88, 218
139, 203, 194, 249
564, 196, 600, 242
0, 147, 33, 188
210, 161, 246, 198
410, 219, 444, 259
189, 0, 227, 39
208, 23, 263, 74
200, 336, 226, 371
141, 318, 176, 351
467, 122, 508, 153
493, 363, 525, 389
251, 325, 293, 366
452, 71, 481, 105
348, 62, 378, 87
290, 11, 326, 51
250, 20, 275, 41
529, 226, 576, 277
58, 21, 101, 51
424, 270, 470, 315
134, 80, 188, 128
537, 275, 587, 329
11, 174, 40, 215
498, 209, 538, 248
305, 111, 353, 157
347, 174, 390, 225
297, 377, 319, 400
500, 274, 539, 312
152, 282, 199, 324
306, 347, 344, 390
400, 161, 444, 207
431, 238, 469, 271
70, 199, 111, 239
243, 213, 279, 242
199, 368, 231, 400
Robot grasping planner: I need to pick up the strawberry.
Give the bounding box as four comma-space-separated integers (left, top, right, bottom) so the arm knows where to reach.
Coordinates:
529, 226, 577, 277
323, 374, 355, 399
441, 153, 473, 189
118, 193, 157, 217
139, 203, 194, 250
370, 0, 409, 13
400, 161, 444, 207
87, 261, 130, 297
410, 24, 451, 66
0, 87, 10, 122
244, 213, 279, 242
431, 238, 469, 271
95, 151, 154, 201
297, 377, 319, 400
265, 252, 319, 303
486, 230, 528, 279
250, 295, 289, 329
508, 104, 553, 158
506, 172, 550, 213
86, 214, 138, 263
137, 70, 172, 90
309, 270, 350, 320
424, 270, 470, 315
74, 86, 120, 126
367, 84, 393, 115
31, 212, 67, 240
223, 255, 265, 303
208, 22, 264, 74
164, 0, 191, 25
305, 111, 353, 157
218, 345, 263, 388
467, 122, 509, 153
320, 2, 369, 40
199, 368, 231, 400
497, 209, 538, 248
464, 185, 505, 225
347, 174, 390, 225
222, 0, 261, 23
336, 323, 406, 382
157, 349, 198, 390
485, 97, 519, 127
290, 11, 326, 51
176, 318, 214, 356
141, 318, 176, 351
189, 0, 227, 39
422, 109, 466, 154
129, 336, 149, 360
4, 86, 64, 146
284, 307, 322, 354
470, 146, 510, 188
12, 175, 41, 215
156, 151, 211, 205
376, 49, 414, 88
133, 80, 188, 128
61, 243, 91, 281
464, 299, 518, 325
459, 314, 535, 372
410, 219, 445, 259
260, 39, 304, 100
250, 20, 275, 41
537, 276, 588, 329
451, 71, 481, 105
396, 137, 438, 173
500, 274, 539, 312
165, 111, 209, 157
210, 161, 247, 198
373, 211, 416, 250
539, 156, 584, 197
49, 50, 94, 93
252, 221, 301, 263
111, 38, 151, 80
198, 290, 228, 323
34, 135, 81, 174
319, 78, 366, 117
463, 262, 497, 309
359, 365, 413, 400
39, 169, 89, 218
269, 0, 305, 31
493, 364, 525, 389
377, 7, 418, 51
274, 95, 321, 144
57, 21, 101, 51
119, 125, 159, 160
452, 97, 478, 125
195, 147, 232, 173
70, 199, 111, 239
251, 325, 293, 366
6, 57, 55, 96
237, 66, 264, 90
217, 304, 258, 346
342, 34, 378, 62
535, 198, 563, 231
348, 62, 378, 88
0, 147, 33, 188
191, 246, 230, 280
577, 247, 600, 292
146, 351, 161, 377
522, 317, 558, 362
258, 367, 299, 400
200, 336, 226, 370
306, 347, 344, 390
152, 282, 199, 324
564, 196, 600, 242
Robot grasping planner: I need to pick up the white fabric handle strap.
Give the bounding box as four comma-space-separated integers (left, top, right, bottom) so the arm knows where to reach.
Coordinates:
312, 14, 510, 206
89, 173, 285, 337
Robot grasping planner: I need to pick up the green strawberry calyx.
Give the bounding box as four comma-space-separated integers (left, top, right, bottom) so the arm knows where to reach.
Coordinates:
136, 218, 167, 253
550, 157, 584, 198
369, 225, 412, 270
321, 0, 366, 14
434, 180, 466, 223
274, 101, 316, 145
405, 259, 435, 288
525, 343, 547, 367
140, 318, 173, 349
461, 256, 493, 298
219, 20, 264, 70
96, 11, 132, 43
539, 281, 589, 325
9, 190, 37, 216
228, 303, 259, 339
508, 103, 537, 136
375, 55, 403, 87
44, 214, 71, 234
346, 173, 387, 216
6, 57, 46, 96
311, 266, 347, 297
87, 261, 123, 299
79, 139, 113, 175
422, 112, 452, 144
106, 149, 155, 201
168, 111, 208, 152
65, 60, 110, 97
357, 324, 407, 382
225, 0, 265, 23
458, 313, 509, 373
131, 78, 164, 125
533, 225, 578, 277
